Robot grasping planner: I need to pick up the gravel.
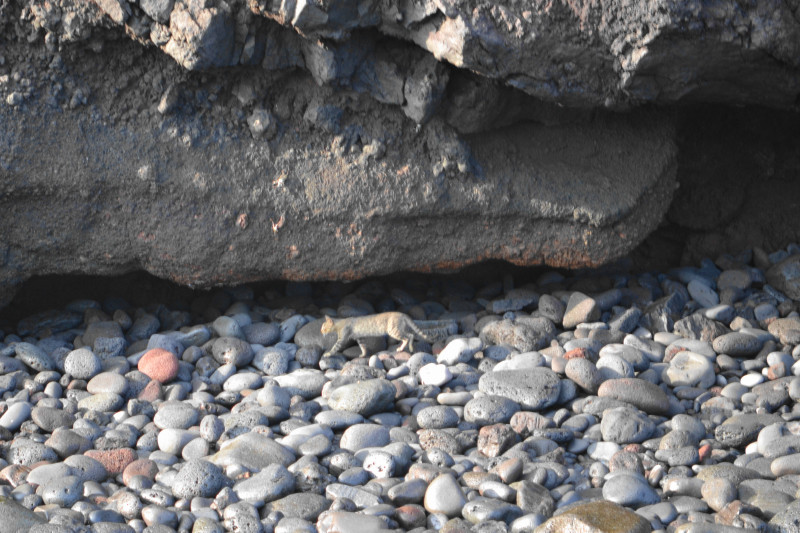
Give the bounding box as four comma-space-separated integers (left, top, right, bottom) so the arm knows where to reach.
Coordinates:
3, 245, 800, 532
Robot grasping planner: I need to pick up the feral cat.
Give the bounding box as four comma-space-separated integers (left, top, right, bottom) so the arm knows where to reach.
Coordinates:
320, 312, 434, 357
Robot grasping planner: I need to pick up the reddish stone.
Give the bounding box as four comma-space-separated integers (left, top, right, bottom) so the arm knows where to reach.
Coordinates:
137, 348, 179, 383
122, 458, 159, 486
768, 362, 786, 380
564, 347, 590, 360
137, 380, 163, 402
85, 448, 137, 475
698, 444, 712, 462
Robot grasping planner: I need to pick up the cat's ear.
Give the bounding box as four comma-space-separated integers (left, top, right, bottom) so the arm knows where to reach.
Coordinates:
324, 316, 333, 325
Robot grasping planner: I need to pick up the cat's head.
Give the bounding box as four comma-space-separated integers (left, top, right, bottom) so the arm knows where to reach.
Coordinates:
320, 315, 334, 334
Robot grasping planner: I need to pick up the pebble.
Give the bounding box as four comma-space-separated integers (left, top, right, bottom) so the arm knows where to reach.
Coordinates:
535, 500, 650, 532
418, 362, 452, 386
597, 378, 670, 415
478, 368, 561, 410
327, 379, 395, 416
423, 473, 466, 517
662, 351, 715, 388
64, 348, 102, 379
3, 245, 800, 533
712, 332, 763, 356
137, 348, 179, 383
0, 401, 31, 430
602, 472, 661, 507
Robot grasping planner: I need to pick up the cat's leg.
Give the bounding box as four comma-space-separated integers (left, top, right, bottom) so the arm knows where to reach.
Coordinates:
357, 339, 369, 358
324, 337, 346, 357
396, 337, 409, 352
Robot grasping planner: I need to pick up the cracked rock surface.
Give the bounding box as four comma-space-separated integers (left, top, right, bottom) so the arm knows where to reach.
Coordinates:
0, 0, 799, 305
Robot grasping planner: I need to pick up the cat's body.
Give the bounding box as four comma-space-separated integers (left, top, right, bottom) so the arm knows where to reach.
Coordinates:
320, 312, 434, 357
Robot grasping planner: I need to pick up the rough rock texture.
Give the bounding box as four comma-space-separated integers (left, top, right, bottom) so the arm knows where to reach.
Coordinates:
0, 0, 798, 304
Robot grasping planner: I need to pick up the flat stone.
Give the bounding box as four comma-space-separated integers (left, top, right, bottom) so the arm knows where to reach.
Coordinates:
597, 378, 670, 415
233, 463, 294, 502
712, 332, 763, 356
478, 368, 561, 411
714, 413, 783, 448
327, 379, 396, 416
31, 405, 75, 432
339, 423, 390, 452
264, 493, 331, 521
602, 472, 661, 507
14, 342, 54, 371
209, 432, 295, 470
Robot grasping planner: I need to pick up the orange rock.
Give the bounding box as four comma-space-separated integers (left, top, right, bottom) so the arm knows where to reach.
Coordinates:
138, 348, 179, 383
122, 458, 159, 486
85, 448, 137, 474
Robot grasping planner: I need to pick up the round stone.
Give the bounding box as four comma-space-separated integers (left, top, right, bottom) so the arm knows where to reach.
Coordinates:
565, 358, 603, 393
701, 478, 737, 512
339, 424, 390, 452
211, 337, 254, 367
416, 405, 460, 429
153, 401, 199, 430
418, 363, 452, 387
87, 372, 129, 395
64, 348, 103, 380
424, 473, 466, 517
172, 459, 232, 499
137, 348, 179, 383
602, 472, 660, 507
662, 351, 715, 388
464, 395, 520, 425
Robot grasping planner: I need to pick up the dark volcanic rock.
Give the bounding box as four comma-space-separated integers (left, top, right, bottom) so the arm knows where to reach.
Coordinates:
0, 0, 798, 303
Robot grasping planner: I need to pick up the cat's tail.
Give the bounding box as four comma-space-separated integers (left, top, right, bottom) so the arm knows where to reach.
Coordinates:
411, 319, 458, 343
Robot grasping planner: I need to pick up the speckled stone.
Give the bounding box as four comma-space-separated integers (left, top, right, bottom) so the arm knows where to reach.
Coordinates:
84, 448, 137, 475
478, 368, 561, 411
327, 379, 396, 416
172, 459, 232, 499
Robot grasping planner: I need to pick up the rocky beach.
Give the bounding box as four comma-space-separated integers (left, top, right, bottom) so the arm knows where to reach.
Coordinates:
2, 245, 800, 532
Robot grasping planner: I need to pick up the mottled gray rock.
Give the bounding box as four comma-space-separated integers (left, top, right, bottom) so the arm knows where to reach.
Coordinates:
479, 368, 561, 411
172, 459, 232, 499
327, 379, 395, 416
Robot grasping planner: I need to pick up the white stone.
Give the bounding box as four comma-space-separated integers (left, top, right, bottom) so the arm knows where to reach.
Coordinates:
419, 363, 452, 387
740, 373, 765, 388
